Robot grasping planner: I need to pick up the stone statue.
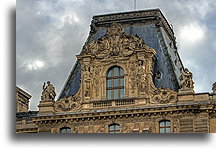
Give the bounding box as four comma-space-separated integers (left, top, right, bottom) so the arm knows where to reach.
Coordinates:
138, 74, 147, 92
82, 64, 91, 97
41, 81, 56, 100
179, 68, 194, 89
212, 82, 216, 93
84, 78, 90, 97
138, 60, 145, 73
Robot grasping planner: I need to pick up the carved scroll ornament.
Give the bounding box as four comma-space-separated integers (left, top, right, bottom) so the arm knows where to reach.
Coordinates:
54, 95, 82, 112
151, 88, 177, 104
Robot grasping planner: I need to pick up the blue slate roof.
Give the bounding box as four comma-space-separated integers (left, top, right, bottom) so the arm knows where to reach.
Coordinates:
58, 9, 184, 100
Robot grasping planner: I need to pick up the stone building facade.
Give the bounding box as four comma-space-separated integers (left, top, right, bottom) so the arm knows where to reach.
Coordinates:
16, 86, 31, 112
16, 9, 216, 133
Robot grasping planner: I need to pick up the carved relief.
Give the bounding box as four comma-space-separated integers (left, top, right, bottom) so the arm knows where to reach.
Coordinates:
51, 128, 59, 133
173, 118, 180, 133
149, 121, 156, 133
82, 23, 148, 59
128, 59, 137, 94
71, 126, 79, 133
96, 124, 106, 133
179, 68, 194, 90
93, 65, 102, 97
151, 88, 177, 104
122, 123, 129, 133
54, 95, 82, 112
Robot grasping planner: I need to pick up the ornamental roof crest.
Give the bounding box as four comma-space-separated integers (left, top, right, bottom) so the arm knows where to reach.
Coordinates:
82, 23, 155, 59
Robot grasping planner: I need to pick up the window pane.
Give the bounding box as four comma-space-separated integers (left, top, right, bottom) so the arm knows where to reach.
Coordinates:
108, 70, 112, 77
160, 122, 165, 127
107, 79, 112, 87
114, 67, 118, 76
166, 121, 170, 126
106, 66, 124, 100
160, 128, 165, 133
120, 68, 124, 76
107, 90, 112, 99
66, 128, 71, 133
166, 128, 170, 133
61, 128, 71, 133
120, 78, 124, 86
114, 79, 118, 87
114, 89, 118, 99
61, 129, 66, 133
109, 125, 114, 130
120, 89, 124, 98
115, 125, 120, 130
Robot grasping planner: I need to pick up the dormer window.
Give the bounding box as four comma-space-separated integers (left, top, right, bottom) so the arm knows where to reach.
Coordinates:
106, 66, 124, 99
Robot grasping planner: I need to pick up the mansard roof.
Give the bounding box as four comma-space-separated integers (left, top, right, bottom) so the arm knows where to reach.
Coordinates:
58, 9, 184, 100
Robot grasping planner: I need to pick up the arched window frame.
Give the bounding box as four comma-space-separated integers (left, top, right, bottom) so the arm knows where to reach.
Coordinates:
106, 66, 124, 99
60, 127, 71, 133
159, 120, 171, 133
109, 124, 120, 133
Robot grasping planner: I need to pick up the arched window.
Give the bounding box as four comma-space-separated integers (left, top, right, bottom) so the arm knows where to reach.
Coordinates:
60, 127, 71, 133
109, 124, 120, 133
106, 66, 124, 99
159, 120, 171, 133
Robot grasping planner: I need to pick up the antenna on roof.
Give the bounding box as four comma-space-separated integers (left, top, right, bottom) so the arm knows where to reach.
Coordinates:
134, 0, 137, 10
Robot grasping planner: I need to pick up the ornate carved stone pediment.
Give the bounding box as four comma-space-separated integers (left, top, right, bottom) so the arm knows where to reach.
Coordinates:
150, 88, 177, 104
82, 23, 153, 59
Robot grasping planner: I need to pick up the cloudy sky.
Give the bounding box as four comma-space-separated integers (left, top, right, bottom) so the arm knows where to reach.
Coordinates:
16, 0, 216, 110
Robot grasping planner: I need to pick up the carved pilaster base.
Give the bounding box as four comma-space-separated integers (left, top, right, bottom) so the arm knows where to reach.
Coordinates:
178, 89, 194, 102
38, 100, 55, 115
178, 88, 195, 95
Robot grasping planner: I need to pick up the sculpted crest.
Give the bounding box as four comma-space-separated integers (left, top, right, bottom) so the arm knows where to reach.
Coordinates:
82, 23, 151, 59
